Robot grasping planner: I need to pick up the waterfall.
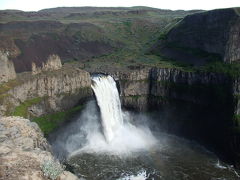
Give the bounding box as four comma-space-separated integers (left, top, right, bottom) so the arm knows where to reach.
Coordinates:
91, 75, 123, 142
64, 74, 157, 156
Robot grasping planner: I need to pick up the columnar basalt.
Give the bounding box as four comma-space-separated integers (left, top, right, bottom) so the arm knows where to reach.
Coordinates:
32, 54, 62, 75
0, 66, 92, 118
0, 51, 16, 84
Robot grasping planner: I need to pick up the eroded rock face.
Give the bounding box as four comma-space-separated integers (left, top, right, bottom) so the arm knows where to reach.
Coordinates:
0, 51, 16, 84
151, 8, 240, 64
32, 54, 62, 75
225, 16, 240, 63
98, 67, 230, 111
0, 116, 78, 180
0, 66, 92, 117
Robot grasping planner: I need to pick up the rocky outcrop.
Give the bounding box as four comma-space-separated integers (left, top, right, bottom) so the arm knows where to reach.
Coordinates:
0, 116, 78, 180
0, 51, 16, 84
225, 16, 240, 63
0, 65, 92, 117
96, 67, 230, 111
151, 8, 240, 65
32, 54, 62, 75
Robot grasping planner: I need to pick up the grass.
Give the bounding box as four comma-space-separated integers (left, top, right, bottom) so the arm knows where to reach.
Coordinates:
32, 105, 84, 135
11, 97, 43, 118
200, 61, 240, 78
0, 79, 21, 95
165, 42, 222, 61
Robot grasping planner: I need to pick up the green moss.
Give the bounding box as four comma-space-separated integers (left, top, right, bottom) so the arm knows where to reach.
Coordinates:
0, 94, 10, 104
127, 95, 142, 100
200, 61, 240, 78
166, 42, 222, 61
11, 97, 43, 118
153, 80, 231, 105
158, 32, 168, 40
120, 79, 149, 83
32, 105, 84, 135
0, 79, 21, 95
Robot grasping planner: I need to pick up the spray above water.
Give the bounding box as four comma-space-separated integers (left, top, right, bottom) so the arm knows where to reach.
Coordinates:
49, 75, 240, 179
69, 74, 157, 156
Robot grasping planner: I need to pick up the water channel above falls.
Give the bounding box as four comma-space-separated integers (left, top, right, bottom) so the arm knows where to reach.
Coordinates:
48, 75, 240, 180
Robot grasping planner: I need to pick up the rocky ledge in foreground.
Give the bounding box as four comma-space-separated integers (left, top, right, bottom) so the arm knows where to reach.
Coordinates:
0, 116, 78, 180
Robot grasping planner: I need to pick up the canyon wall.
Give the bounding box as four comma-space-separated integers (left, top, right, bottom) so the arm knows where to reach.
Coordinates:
0, 65, 92, 118
93, 66, 239, 166
151, 8, 240, 65
32, 54, 62, 75
0, 116, 78, 180
0, 51, 16, 84
1, 62, 240, 166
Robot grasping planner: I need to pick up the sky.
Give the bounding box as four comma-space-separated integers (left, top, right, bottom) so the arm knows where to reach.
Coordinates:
0, 0, 239, 11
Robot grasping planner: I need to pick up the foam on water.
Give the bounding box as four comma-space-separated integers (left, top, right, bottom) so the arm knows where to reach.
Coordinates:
118, 170, 148, 180
70, 75, 157, 157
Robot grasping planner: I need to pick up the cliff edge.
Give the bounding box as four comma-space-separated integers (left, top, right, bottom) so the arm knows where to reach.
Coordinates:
151, 8, 240, 65
0, 116, 78, 180
0, 51, 16, 84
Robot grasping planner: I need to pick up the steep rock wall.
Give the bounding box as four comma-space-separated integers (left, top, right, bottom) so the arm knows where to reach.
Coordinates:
32, 54, 62, 75
0, 116, 78, 180
0, 51, 16, 84
94, 67, 239, 166
0, 66, 92, 117
151, 8, 240, 65
225, 16, 240, 62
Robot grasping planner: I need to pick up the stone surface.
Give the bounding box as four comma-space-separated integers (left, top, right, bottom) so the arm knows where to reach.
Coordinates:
0, 116, 79, 180
93, 67, 230, 111
151, 8, 240, 64
0, 51, 16, 84
32, 54, 62, 75
0, 65, 92, 117
59, 171, 79, 180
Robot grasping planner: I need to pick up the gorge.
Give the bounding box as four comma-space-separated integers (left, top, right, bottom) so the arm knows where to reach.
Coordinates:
48, 74, 239, 179
0, 6, 240, 180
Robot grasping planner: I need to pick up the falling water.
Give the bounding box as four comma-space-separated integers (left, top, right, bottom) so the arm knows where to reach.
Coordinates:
48, 74, 240, 179
91, 75, 123, 142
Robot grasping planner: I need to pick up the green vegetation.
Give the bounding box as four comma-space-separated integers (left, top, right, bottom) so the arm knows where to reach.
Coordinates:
0, 79, 21, 95
233, 114, 240, 134
11, 97, 43, 118
200, 61, 240, 78
165, 43, 222, 61
153, 80, 231, 105
32, 105, 84, 135
234, 114, 240, 124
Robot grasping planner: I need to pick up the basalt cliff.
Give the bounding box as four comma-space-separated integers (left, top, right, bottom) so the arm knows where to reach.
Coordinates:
0, 116, 78, 180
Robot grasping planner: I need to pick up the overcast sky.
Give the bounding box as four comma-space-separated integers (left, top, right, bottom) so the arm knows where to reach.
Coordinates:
0, 0, 239, 11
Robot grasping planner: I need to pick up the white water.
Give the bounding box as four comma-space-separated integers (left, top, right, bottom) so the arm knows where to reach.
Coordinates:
118, 170, 148, 180
91, 75, 123, 142
49, 74, 240, 179
68, 75, 156, 156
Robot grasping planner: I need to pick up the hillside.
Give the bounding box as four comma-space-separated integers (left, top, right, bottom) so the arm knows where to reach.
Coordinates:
150, 8, 240, 66
0, 7, 202, 72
